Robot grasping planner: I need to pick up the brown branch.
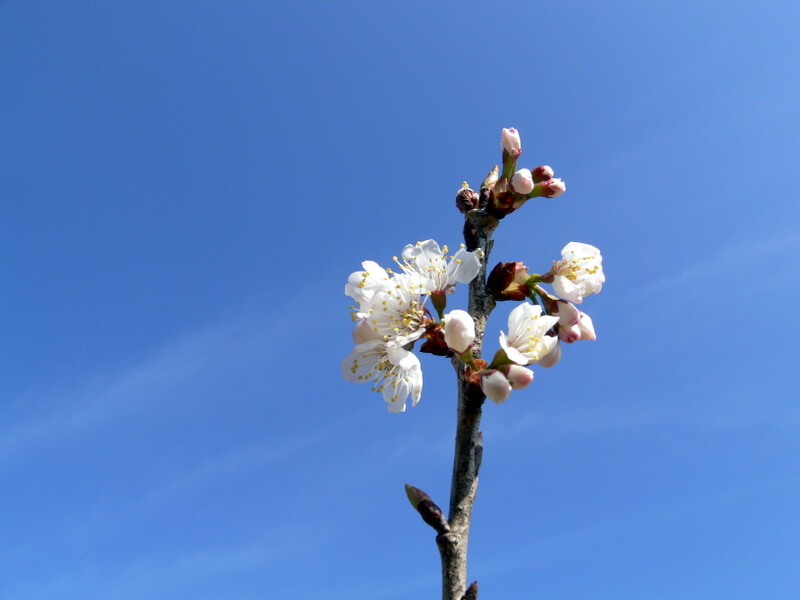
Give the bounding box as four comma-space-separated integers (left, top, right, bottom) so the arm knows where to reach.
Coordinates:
437, 206, 497, 600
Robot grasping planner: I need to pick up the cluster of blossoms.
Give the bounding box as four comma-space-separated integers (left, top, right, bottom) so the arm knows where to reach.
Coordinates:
342, 240, 483, 412
479, 240, 604, 403
342, 127, 605, 410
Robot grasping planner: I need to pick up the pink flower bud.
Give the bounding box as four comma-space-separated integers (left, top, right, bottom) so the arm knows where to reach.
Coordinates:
480, 370, 512, 404
576, 311, 596, 341
501, 127, 522, 157
510, 168, 534, 195
532, 165, 554, 182
502, 364, 534, 390
542, 178, 566, 197
558, 323, 581, 343
550, 299, 580, 326
538, 339, 561, 368
443, 310, 475, 354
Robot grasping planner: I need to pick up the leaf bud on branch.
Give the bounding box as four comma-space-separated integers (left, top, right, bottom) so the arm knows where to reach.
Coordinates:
404, 484, 450, 534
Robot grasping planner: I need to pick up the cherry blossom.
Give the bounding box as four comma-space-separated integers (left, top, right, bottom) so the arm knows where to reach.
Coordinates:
341, 340, 423, 413
551, 242, 605, 303
396, 239, 482, 294
499, 302, 559, 366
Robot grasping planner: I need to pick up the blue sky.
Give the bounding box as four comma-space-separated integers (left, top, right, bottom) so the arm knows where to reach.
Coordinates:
2, 2, 799, 599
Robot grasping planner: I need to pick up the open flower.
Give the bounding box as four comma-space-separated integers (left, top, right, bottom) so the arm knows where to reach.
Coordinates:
551, 242, 605, 303
396, 239, 482, 294
499, 302, 559, 365
341, 340, 423, 413
364, 274, 428, 345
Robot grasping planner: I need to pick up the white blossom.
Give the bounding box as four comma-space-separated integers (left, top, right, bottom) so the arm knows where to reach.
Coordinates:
443, 309, 475, 354
551, 242, 605, 303
396, 239, 482, 294
341, 340, 423, 412
499, 302, 559, 366
364, 273, 428, 345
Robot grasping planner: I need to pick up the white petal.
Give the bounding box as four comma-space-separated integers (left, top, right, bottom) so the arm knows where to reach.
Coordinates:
552, 276, 583, 304
341, 341, 384, 383
447, 248, 482, 284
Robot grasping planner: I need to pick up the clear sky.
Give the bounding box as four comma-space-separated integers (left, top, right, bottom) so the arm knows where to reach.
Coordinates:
2, 2, 799, 599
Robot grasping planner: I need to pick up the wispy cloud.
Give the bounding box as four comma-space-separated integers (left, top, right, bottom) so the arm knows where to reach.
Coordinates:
632, 232, 800, 302
0, 303, 296, 465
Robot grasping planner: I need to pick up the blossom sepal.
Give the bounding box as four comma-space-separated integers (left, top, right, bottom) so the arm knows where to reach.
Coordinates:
487, 261, 531, 301
419, 323, 451, 356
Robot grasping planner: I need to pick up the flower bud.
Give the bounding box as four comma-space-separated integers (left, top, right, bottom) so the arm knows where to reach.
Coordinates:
502, 364, 534, 390
538, 338, 561, 368
576, 311, 596, 341
532, 165, 554, 182
455, 187, 479, 213
486, 261, 530, 301
510, 168, 534, 195
558, 323, 581, 343
480, 370, 512, 404
550, 299, 580, 326
501, 127, 522, 157
541, 177, 566, 197
443, 310, 475, 354
531, 177, 566, 198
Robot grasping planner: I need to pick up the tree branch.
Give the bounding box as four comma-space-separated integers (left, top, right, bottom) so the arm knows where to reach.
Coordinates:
437, 207, 497, 600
